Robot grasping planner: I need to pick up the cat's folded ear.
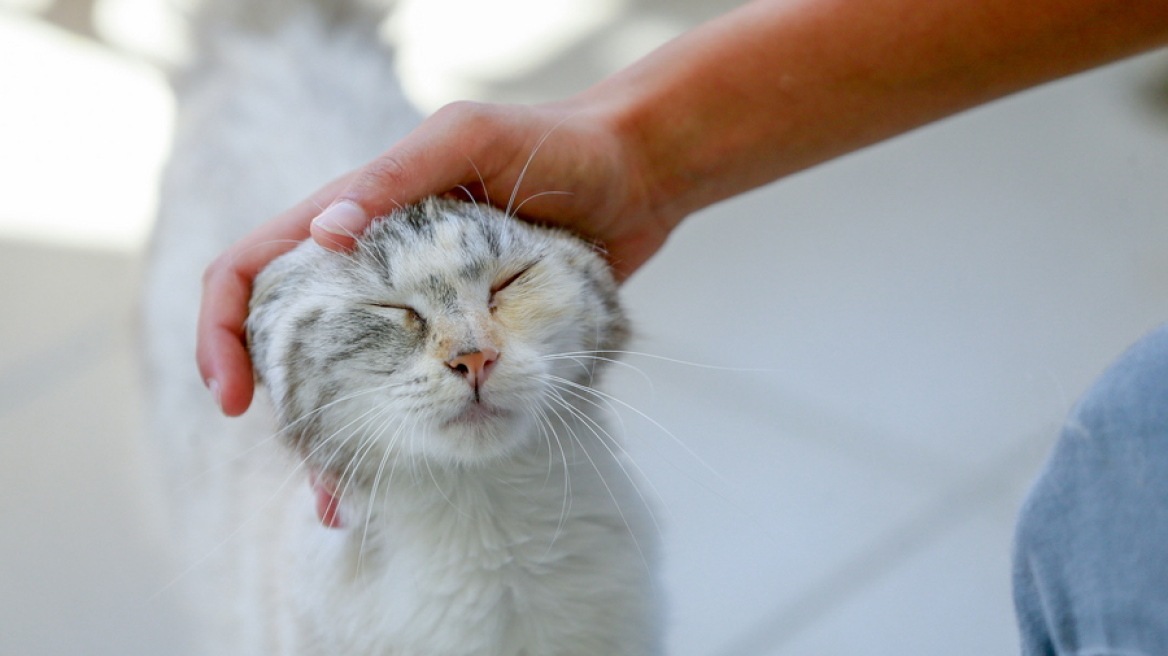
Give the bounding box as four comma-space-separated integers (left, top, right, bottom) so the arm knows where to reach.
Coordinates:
245, 243, 315, 382
248, 242, 320, 317
248, 256, 293, 322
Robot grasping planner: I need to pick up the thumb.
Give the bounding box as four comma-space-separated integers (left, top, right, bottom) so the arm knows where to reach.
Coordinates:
309, 105, 488, 250
308, 154, 420, 251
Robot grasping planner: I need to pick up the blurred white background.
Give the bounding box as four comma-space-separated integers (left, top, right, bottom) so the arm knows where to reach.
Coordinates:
2, 0, 1168, 654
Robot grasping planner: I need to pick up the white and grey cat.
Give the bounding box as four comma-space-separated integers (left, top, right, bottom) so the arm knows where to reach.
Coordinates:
143, 1, 659, 654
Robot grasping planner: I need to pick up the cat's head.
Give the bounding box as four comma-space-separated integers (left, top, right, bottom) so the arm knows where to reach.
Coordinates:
247, 198, 628, 471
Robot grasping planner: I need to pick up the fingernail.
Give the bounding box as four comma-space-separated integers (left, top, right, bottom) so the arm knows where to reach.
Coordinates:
207, 378, 223, 411
311, 200, 367, 237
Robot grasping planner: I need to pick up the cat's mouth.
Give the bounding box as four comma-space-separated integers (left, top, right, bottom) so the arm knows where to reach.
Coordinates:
444, 401, 510, 427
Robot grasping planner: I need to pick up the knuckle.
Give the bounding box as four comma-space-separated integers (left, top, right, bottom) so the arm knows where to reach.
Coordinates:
201, 250, 248, 292
357, 101, 507, 196
432, 100, 501, 146
435, 100, 492, 125
362, 152, 411, 190
202, 253, 229, 288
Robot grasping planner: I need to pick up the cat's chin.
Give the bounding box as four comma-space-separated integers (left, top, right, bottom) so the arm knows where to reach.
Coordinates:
428, 405, 535, 465
442, 401, 511, 428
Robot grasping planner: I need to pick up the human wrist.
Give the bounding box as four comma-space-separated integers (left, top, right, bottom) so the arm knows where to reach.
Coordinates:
571, 72, 715, 237
574, 1, 814, 225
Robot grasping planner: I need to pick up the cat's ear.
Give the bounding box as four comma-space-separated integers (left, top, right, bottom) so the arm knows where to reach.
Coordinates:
249, 244, 314, 316
250, 261, 287, 313
246, 245, 310, 385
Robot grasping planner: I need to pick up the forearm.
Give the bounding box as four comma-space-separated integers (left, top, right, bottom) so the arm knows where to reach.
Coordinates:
587, 0, 1168, 224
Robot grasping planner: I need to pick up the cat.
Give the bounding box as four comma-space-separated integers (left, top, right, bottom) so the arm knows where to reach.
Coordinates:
142, 0, 659, 655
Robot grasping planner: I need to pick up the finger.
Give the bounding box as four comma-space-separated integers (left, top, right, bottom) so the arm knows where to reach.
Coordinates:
197, 240, 301, 416
196, 181, 341, 415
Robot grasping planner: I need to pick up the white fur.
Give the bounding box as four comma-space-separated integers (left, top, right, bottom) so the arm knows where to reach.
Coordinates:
143, 2, 660, 654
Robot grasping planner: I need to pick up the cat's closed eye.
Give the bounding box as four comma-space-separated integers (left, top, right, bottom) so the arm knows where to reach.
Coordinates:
489, 263, 537, 311
365, 303, 426, 329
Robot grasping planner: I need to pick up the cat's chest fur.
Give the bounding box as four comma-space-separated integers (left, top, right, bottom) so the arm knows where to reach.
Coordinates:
272, 418, 655, 656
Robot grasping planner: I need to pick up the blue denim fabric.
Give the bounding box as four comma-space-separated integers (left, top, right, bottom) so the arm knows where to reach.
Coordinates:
1014, 325, 1168, 656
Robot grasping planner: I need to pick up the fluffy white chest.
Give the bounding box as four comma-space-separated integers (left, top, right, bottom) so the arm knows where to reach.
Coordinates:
275, 438, 658, 656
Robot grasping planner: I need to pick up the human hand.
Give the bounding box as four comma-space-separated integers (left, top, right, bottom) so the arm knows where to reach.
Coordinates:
197, 99, 680, 416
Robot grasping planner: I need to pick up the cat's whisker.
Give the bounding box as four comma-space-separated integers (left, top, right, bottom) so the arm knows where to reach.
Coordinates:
338, 405, 426, 514
422, 437, 467, 517
538, 351, 655, 390
176, 426, 285, 493
359, 408, 415, 567
541, 369, 636, 451
313, 399, 385, 456
553, 349, 775, 373
464, 155, 491, 207
353, 407, 409, 570
212, 238, 307, 274
281, 380, 403, 436
167, 367, 411, 505
152, 402, 387, 599
174, 380, 400, 496
504, 114, 578, 219
331, 407, 392, 520
528, 401, 576, 558
526, 399, 563, 489
541, 371, 731, 489
453, 184, 477, 204
510, 190, 573, 218
376, 427, 413, 539
540, 382, 666, 532
539, 388, 654, 573
248, 238, 309, 252
544, 373, 752, 521
299, 402, 393, 513
526, 401, 570, 497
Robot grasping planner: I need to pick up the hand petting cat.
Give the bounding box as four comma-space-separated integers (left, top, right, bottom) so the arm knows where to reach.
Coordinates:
305, 102, 679, 276
197, 0, 1168, 416
197, 100, 676, 416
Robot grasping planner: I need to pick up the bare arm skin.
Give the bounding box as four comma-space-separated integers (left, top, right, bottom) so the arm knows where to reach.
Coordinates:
199, 0, 1168, 415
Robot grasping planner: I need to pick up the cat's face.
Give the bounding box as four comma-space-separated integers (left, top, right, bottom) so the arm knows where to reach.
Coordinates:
247, 199, 627, 472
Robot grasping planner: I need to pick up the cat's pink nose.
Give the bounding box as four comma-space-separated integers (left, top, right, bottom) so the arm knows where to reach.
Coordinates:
446, 347, 499, 391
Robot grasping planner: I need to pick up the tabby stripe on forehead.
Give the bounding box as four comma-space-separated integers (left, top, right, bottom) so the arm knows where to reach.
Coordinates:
365, 237, 394, 286
482, 221, 503, 258
460, 214, 503, 259
424, 275, 458, 309
459, 258, 490, 281
401, 205, 436, 239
